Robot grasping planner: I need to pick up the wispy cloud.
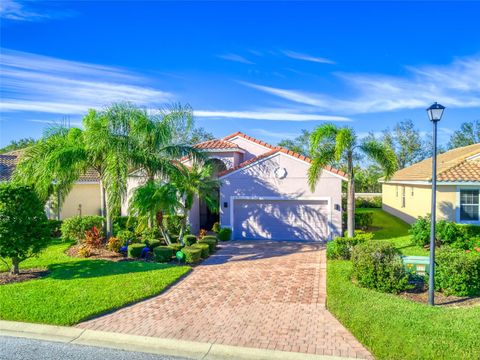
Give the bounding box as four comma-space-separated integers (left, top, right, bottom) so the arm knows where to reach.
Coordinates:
217, 53, 254, 65
0, 48, 172, 114
194, 110, 350, 122
0, 0, 75, 22
253, 129, 301, 139
241, 55, 480, 114
283, 50, 335, 65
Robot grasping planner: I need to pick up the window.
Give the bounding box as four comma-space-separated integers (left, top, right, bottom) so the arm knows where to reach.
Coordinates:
460, 189, 479, 221
401, 186, 406, 208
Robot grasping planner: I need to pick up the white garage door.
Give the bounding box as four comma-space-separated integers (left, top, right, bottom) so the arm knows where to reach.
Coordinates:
233, 199, 330, 241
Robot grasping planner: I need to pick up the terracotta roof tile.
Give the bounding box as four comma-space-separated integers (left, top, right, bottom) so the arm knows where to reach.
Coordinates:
223, 132, 280, 150
385, 143, 480, 182
194, 139, 242, 150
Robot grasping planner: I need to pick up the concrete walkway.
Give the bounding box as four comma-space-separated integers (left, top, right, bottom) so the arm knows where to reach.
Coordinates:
78, 241, 372, 359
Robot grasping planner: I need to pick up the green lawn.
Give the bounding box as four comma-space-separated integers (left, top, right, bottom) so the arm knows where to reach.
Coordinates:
328, 209, 480, 360
0, 240, 190, 325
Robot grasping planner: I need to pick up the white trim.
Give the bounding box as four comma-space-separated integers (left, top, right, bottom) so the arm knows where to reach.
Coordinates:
226, 135, 273, 151
201, 148, 245, 154
219, 151, 347, 181
466, 153, 480, 161
381, 180, 480, 186
456, 185, 480, 224
229, 196, 332, 241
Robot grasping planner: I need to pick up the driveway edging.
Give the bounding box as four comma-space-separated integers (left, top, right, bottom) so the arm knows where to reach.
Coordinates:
0, 320, 353, 360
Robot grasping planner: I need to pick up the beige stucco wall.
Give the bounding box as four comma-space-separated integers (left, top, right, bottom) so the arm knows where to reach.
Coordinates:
60, 183, 102, 219
382, 183, 456, 224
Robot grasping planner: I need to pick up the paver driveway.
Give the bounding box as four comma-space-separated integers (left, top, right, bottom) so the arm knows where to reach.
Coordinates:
78, 241, 372, 359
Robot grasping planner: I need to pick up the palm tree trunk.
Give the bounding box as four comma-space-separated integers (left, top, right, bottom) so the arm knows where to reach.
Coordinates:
347, 153, 355, 238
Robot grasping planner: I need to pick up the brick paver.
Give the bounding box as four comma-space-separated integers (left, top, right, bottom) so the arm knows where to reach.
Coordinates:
78, 241, 372, 359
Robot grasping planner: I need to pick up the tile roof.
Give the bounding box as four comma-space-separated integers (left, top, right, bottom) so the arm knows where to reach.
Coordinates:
385, 142, 480, 183
194, 139, 242, 150
0, 150, 100, 183
223, 131, 279, 150
218, 137, 347, 179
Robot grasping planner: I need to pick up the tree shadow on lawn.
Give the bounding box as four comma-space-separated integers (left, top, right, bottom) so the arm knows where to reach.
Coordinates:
47, 259, 177, 280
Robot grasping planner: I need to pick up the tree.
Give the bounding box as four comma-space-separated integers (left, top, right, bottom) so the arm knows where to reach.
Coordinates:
380, 120, 424, 169
187, 127, 215, 145
173, 162, 220, 241
354, 165, 383, 193
448, 120, 480, 149
0, 184, 50, 274
308, 124, 397, 237
0, 137, 37, 154
278, 130, 311, 156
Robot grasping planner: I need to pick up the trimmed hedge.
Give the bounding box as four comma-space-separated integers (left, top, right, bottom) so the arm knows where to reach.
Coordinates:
168, 242, 183, 252
61, 216, 104, 243
183, 234, 197, 246
192, 242, 210, 258
199, 237, 216, 253
212, 222, 220, 233
181, 246, 202, 263
327, 231, 373, 260
218, 228, 232, 241
128, 243, 147, 258
352, 241, 409, 294
117, 230, 137, 245
153, 246, 174, 262
355, 196, 382, 208
146, 239, 161, 250
435, 247, 480, 296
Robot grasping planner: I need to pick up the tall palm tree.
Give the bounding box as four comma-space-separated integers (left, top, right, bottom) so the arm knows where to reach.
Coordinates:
308, 124, 397, 238
173, 162, 220, 241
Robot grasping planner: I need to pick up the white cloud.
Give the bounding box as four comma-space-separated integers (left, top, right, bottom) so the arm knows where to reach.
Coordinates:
194, 110, 350, 122
0, 48, 172, 114
252, 129, 301, 139
217, 53, 254, 65
283, 50, 335, 64
241, 55, 480, 114
0, 0, 74, 22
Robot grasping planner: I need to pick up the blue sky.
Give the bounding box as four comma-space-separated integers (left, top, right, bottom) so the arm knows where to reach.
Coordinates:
1, 1, 479, 147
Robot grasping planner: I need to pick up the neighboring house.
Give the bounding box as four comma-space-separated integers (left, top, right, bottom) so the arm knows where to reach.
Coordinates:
181, 132, 347, 241
0, 151, 102, 219
381, 143, 480, 224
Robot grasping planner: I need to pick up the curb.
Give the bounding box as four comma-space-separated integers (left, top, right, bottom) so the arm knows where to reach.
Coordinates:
0, 320, 351, 360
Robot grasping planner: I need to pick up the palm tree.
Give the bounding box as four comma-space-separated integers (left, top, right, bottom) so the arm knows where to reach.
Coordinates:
308, 124, 397, 238
128, 180, 181, 244
173, 162, 220, 241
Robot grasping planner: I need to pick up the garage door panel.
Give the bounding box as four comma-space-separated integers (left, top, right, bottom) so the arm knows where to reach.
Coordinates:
233, 199, 329, 241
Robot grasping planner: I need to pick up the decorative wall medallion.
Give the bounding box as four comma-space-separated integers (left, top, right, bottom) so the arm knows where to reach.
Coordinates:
274, 167, 287, 179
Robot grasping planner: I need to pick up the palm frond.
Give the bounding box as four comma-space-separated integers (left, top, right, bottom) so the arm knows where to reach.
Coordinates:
359, 139, 398, 179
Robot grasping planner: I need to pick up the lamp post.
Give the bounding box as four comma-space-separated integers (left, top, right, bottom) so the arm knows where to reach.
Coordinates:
426, 102, 445, 306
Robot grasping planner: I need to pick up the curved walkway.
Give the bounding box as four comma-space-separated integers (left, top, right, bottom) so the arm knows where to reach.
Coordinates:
78, 241, 372, 359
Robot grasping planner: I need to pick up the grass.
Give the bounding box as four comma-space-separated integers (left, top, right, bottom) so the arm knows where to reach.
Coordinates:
328, 208, 480, 360
0, 239, 190, 325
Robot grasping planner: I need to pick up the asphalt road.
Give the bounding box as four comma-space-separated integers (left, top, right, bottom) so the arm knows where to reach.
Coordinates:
0, 336, 193, 360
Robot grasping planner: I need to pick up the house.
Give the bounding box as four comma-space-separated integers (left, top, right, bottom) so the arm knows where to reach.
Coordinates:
182, 132, 347, 241
0, 151, 102, 219
381, 143, 480, 224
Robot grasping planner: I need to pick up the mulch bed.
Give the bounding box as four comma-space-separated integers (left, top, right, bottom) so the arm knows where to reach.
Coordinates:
0, 268, 49, 285
400, 282, 480, 307
66, 245, 124, 261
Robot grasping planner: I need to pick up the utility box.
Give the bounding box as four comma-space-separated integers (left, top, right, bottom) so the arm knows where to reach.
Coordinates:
402, 256, 430, 276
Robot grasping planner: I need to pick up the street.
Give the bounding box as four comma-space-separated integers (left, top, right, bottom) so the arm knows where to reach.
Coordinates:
0, 336, 192, 360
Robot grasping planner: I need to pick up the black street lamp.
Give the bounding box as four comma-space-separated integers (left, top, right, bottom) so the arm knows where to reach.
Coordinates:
426, 102, 445, 306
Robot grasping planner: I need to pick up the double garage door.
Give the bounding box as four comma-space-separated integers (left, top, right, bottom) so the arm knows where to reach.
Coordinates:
232, 198, 330, 241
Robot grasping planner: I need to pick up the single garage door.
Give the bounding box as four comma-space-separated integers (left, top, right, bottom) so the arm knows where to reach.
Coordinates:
233, 199, 330, 241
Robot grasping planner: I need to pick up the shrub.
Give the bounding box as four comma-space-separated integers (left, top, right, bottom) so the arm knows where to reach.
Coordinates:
458, 224, 480, 238
355, 196, 382, 208
183, 234, 197, 246
146, 239, 161, 250
0, 184, 50, 274
218, 228, 232, 241
168, 242, 183, 252
117, 230, 137, 246
409, 216, 431, 247
153, 246, 173, 262
355, 212, 373, 230
112, 216, 137, 234
48, 219, 63, 238
181, 246, 202, 263
128, 243, 147, 258
327, 231, 373, 260
138, 227, 162, 244
436, 220, 465, 246
198, 229, 207, 240
61, 215, 104, 243
77, 244, 92, 258
162, 215, 187, 235
352, 241, 409, 294
212, 222, 220, 233
435, 247, 480, 296
192, 242, 210, 258
84, 226, 103, 249
198, 237, 216, 253
107, 236, 122, 253
169, 234, 179, 243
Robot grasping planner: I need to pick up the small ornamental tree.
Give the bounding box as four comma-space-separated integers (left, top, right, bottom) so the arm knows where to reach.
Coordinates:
0, 184, 50, 274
